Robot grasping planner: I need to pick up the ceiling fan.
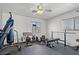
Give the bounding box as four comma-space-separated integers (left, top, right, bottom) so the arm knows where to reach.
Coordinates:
32, 4, 52, 14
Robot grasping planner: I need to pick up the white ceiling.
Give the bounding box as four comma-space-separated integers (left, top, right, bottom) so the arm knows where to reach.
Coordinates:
0, 3, 79, 19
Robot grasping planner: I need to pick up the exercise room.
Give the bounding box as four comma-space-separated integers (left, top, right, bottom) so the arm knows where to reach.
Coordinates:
0, 3, 79, 55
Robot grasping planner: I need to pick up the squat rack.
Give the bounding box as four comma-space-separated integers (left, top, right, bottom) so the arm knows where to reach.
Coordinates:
51, 29, 76, 47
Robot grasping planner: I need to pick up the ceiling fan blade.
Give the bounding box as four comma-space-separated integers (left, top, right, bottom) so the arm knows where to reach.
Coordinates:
32, 10, 37, 13
45, 9, 52, 12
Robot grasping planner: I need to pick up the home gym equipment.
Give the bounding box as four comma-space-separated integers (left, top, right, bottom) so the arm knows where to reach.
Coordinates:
25, 35, 32, 47
46, 38, 60, 48
22, 32, 32, 46
36, 36, 39, 42
0, 12, 21, 53
14, 30, 21, 51
40, 35, 48, 45
47, 29, 76, 48
0, 12, 14, 49
32, 35, 36, 42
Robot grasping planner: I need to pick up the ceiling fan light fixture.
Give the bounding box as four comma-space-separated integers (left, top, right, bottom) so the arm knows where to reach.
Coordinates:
36, 4, 45, 14
37, 9, 44, 14
32, 4, 52, 15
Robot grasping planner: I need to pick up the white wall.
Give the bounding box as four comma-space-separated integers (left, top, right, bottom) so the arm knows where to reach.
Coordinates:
0, 15, 2, 29
48, 10, 79, 47
1, 13, 47, 44
0, 9, 2, 29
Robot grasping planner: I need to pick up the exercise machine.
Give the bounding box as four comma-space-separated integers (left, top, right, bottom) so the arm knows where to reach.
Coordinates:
47, 29, 75, 48
36, 36, 39, 42
46, 38, 60, 48
32, 35, 36, 43
40, 35, 48, 45
0, 12, 14, 49
25, 35, 32, 47
0, 12, 21, 53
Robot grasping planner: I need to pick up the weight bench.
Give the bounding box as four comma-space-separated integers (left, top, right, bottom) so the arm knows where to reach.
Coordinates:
46, 38, 60, 48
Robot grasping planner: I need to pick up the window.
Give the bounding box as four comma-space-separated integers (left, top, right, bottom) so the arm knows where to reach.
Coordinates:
64, 18, 74, 30
64, 16, 79, 30
32, 21, 41, 36
75, 17, 79, 29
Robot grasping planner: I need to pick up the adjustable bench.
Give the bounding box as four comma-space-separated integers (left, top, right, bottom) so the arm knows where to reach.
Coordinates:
46, 38, 60, 48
